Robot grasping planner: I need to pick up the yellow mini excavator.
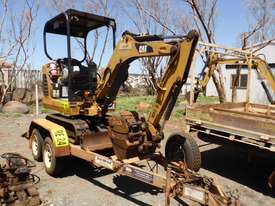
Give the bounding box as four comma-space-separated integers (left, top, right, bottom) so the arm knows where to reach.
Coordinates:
26, 9, 239, 206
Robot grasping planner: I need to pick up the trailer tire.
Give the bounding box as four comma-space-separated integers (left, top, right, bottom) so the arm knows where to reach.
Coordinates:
43, 137, 64, 177
30, 129, 44, 162
165, 133, 201, 172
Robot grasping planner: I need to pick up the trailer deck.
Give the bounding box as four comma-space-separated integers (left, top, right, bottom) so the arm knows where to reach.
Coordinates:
185, 102, 275, 152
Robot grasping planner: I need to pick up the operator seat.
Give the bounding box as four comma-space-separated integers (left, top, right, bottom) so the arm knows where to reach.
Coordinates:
61, 58, 98, 100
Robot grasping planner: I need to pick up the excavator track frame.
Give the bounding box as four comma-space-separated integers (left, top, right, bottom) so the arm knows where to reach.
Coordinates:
46, 114, 92, 144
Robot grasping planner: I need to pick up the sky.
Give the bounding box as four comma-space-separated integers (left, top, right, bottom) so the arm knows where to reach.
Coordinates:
215, 0, 247, 46
2, 0, 250, 72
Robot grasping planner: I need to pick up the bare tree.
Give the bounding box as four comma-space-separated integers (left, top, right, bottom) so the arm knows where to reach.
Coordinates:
0, 0, 39, 103
243, 0, 274, 46
184, 0, 226, 102
118, 0, 177, 95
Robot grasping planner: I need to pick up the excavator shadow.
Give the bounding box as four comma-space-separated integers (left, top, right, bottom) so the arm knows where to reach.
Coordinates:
61, 157, 163, 206
199, 135, 275, 198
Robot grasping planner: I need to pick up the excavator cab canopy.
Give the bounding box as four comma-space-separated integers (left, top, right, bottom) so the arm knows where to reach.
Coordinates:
43, 9, 116, 102
43, 9, 116, 61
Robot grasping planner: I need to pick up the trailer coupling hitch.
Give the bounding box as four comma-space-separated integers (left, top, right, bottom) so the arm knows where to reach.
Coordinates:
164, 165, 240, 206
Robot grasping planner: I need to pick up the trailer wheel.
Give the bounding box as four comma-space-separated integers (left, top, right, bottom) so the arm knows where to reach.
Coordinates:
43, 137, 64, 176
165, 133, 201, 172
30, 129, 44, 162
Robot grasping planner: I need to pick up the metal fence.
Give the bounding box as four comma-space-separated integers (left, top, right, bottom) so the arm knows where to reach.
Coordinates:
1, 68, 41, 90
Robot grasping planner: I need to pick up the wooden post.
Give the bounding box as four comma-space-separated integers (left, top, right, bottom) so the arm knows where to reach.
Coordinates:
35, 84, 39, 116
246, 55, 252, 103
165, 168, 171, 206
190, 51, 199, 106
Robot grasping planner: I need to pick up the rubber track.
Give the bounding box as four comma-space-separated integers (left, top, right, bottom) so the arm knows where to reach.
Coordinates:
46, 114, 91, 140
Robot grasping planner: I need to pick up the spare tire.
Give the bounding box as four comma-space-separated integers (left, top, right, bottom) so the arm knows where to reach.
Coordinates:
165, 132, 201, 172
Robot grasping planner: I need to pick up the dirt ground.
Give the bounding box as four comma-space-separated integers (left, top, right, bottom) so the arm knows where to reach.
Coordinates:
0, 114, 274, 206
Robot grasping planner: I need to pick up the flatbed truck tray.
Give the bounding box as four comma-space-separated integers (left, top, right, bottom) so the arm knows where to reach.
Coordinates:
185, 102, 275, 152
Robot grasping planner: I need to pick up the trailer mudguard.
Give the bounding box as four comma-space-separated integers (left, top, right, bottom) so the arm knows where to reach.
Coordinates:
29, 118, 70, 156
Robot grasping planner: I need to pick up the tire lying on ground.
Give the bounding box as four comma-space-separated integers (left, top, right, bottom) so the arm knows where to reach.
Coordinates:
165, 132, 201, 172
43, 137, 65, 177
30, 129, 44, 162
